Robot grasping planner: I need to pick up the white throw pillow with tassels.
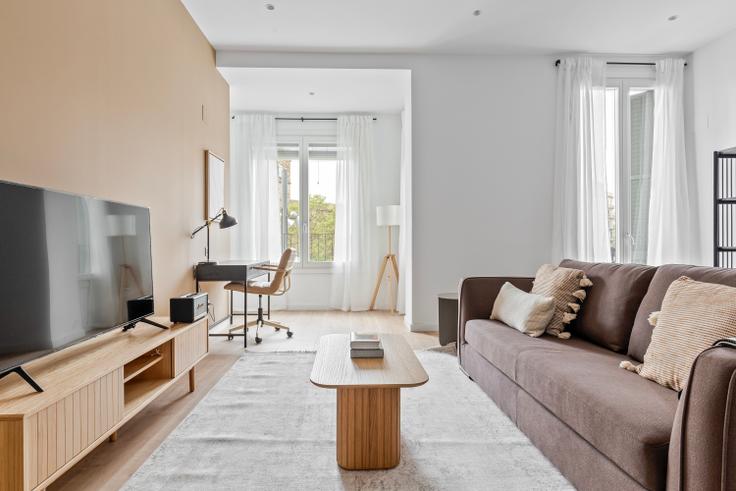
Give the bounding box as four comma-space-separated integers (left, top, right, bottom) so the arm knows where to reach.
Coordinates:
530, 264, 593, 339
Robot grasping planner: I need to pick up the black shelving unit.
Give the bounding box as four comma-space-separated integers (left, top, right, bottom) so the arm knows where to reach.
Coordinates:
714, 147, 736, 267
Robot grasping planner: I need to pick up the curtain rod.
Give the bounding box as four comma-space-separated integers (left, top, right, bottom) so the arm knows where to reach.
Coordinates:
276, 117, 377, 121
230, 116, 378, 121
554, 60, 687, 67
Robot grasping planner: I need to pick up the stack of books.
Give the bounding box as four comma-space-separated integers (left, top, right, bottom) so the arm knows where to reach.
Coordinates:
350, 332, 384, 358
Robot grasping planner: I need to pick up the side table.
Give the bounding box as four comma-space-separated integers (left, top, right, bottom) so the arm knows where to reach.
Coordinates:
438, 292, 458, 346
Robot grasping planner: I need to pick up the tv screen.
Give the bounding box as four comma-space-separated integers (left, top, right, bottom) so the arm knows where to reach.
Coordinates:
0, 180, 154, 374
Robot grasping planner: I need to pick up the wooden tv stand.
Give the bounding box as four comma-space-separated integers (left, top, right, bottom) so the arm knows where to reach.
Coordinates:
0, 317, 208, 491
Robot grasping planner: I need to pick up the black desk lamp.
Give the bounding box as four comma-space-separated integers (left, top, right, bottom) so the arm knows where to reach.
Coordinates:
191, 208, 237, 265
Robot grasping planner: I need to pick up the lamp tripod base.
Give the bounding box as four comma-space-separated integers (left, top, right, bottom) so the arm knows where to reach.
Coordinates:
369, 253, 399, 312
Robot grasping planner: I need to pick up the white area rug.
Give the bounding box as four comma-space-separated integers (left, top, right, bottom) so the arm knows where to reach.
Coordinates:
124, 351, 571, 490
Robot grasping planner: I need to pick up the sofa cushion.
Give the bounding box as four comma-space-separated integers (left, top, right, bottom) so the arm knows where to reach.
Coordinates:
623, 277, 736, 391
464, 319, 603, 381
628, 264, 736, 362
560, 259, 656, 353
531, 264, 590, 339
491, 282, 554, 337
516, 343, 678, 490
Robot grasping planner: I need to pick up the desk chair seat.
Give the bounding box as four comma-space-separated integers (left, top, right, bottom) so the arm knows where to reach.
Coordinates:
225, 248, 296, 344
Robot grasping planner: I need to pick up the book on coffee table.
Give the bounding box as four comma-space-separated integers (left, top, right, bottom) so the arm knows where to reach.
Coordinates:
350, 332, 381, 350
350, 345, 384, 359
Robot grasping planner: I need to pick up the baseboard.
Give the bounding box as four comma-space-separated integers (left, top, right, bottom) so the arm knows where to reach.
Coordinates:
409, 322, 438, 333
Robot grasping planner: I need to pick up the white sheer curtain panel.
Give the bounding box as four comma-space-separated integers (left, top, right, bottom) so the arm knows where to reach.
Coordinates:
229, 113, 281, 261
331, 115, 377, 311
647, 59, 695, 265
397, 107, 412, 318
552, 57, 612, 263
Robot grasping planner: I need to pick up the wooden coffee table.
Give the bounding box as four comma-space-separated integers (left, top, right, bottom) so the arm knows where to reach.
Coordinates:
310, 334, 428, 470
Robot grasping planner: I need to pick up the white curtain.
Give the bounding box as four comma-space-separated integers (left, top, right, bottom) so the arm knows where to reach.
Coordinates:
331, 115, 377, 311
552, 57, 612, 263
230, 113, 281, 261
397, 107, 412, 319
647, 59, 694, 265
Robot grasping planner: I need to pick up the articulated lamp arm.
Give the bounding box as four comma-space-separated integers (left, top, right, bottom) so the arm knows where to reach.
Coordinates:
190, 209, 225, 239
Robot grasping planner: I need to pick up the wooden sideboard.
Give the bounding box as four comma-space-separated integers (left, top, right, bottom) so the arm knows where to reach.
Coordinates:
0, 317, 208, 491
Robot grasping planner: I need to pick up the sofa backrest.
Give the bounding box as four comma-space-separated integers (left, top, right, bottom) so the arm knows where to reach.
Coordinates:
628, 264, 736, 362
560, 259, 657, 353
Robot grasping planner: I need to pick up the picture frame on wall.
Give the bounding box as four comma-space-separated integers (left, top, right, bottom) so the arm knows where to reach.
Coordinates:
205, 150, 225, 220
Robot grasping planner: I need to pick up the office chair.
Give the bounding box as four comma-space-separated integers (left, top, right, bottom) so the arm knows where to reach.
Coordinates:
224, 248, 296, 344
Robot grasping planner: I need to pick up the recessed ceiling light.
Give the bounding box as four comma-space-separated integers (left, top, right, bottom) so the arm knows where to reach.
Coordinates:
265, 4, 275, 11
668, 14, 678, 21
473, 9, 482, 16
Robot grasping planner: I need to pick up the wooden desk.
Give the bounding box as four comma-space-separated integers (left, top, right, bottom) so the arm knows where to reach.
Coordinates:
310, 334, 428, 470
194, 259, 268, 347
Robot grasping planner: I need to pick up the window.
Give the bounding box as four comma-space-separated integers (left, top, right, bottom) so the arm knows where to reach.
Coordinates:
604, 79, 655, 263
277, 138, 338, 265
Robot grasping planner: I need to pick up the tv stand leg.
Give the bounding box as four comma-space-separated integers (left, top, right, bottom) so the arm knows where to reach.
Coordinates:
0, 366, 44, 393
123, 318, 170, 331
109, 431, 118, 443
188, 367, 196, 392
139, 317, 170, 329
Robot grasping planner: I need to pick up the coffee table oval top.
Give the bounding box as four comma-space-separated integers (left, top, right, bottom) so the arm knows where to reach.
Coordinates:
310, 334, 429, 389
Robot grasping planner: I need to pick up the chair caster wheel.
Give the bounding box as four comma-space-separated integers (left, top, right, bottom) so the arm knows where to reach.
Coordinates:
274, 327, 280, 331
227, 335, 233, 341
287, 331, 293, 338
255, 337, 262, 344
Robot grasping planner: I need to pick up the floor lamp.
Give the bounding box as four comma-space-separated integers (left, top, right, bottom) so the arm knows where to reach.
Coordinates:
370, 205, 401, 312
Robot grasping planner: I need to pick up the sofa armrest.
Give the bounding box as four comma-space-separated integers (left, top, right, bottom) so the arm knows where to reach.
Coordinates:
457, 276, 534, 346
668, 347, 736, 490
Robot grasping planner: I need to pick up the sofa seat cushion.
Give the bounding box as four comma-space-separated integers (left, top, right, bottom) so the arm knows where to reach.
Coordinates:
464, 319, 601, 382
516, 343, 678, 490
560, 259, 656, 353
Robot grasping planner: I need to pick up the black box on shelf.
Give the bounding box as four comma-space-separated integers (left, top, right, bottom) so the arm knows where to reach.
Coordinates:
170, 292, 208, 323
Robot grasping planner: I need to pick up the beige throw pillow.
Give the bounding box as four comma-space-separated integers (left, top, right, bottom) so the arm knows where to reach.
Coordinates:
531, 264, 592, 339
620, 276, 736, 391
491, 282, 555, 337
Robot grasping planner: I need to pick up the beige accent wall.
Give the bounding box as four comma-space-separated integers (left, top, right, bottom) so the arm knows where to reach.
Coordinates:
0, 0, 231, 318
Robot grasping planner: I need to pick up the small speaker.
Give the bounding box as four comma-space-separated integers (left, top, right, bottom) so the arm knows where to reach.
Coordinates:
170, 292, 208, 323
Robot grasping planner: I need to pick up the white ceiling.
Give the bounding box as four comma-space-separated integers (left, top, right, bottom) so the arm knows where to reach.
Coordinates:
221, 68, 410, 113
182, 0, 736, 55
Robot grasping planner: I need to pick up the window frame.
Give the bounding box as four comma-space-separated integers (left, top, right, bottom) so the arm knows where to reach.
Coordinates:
276, 135, 338, 269
606, 77, 655, 264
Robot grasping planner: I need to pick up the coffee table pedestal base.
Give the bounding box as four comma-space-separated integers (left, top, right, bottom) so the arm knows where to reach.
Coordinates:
336, 387, 400, 470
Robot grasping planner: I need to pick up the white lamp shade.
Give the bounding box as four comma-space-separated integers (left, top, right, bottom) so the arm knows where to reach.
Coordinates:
376, 205, 401, 227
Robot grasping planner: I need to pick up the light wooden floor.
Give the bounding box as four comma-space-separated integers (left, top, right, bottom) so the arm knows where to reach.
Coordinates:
50, 311, 439, 491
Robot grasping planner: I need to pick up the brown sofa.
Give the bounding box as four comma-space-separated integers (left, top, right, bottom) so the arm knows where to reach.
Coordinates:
458, 260, 736, 491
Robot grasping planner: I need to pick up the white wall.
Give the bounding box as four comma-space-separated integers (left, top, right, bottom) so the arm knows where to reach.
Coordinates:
219, 52, 557, 330
688, 28, 736, 265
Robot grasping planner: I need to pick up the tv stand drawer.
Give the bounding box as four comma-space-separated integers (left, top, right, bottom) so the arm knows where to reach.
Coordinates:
23, 368, 123, 490
173, 321, 208, 377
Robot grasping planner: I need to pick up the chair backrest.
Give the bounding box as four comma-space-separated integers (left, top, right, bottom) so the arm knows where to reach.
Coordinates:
272, 248, 296, 293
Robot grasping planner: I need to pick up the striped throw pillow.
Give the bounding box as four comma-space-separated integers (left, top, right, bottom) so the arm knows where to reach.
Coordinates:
531, 264, 592, 339
620, 276, 736, 391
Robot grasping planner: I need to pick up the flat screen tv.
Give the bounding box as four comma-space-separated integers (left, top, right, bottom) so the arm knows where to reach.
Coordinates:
0, 180, 156, 388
